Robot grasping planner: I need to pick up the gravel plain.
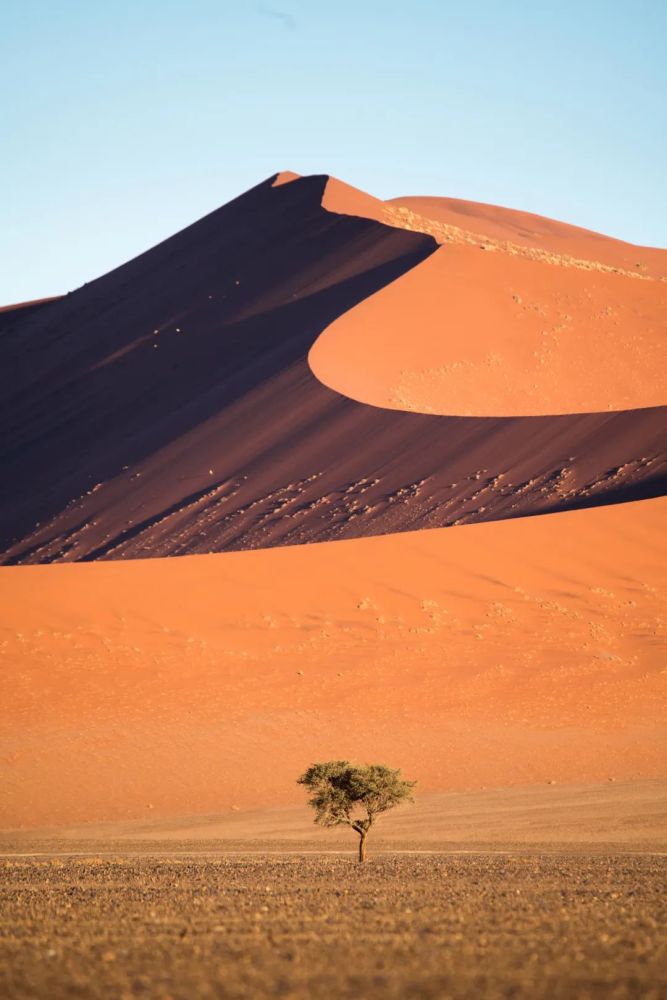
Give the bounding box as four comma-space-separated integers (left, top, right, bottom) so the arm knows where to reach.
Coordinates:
1, 850, 666, 999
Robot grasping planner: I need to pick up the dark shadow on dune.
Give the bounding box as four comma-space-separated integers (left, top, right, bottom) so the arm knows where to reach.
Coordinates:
0, 175, 435, 558
1, 173, 665, 563
0, 297, 61, 334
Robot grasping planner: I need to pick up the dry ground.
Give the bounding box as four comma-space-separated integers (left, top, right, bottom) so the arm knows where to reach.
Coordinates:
1, 851, 665, 999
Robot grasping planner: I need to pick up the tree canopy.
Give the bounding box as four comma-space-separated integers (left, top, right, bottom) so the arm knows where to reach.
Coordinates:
297, 760, 416, 861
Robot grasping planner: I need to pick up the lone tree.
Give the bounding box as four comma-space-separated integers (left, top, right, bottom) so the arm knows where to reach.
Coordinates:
297, 761, 416, 862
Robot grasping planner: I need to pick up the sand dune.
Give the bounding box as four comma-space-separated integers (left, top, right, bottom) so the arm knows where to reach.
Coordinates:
1, 172, 665, 835
384, 195, 667, 279
1, 499, 665, 829
311, 244, 667, 416
313, 189, 667, 416
0, 297, 61, 334
0, 173, 665, 563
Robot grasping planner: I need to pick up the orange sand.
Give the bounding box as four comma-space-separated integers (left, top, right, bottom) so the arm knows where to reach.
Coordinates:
385, 195, 667, 279
14, 780, 664, 846
1, 173, 664, 562
313, 190, 667, 415
1, 172, 665, 834
1, 499, 665, 829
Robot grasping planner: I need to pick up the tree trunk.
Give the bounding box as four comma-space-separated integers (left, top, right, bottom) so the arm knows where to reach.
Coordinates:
358, 831, 368, 863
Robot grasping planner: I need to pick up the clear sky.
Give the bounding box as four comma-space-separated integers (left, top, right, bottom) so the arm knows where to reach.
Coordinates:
2, 0, 666, 302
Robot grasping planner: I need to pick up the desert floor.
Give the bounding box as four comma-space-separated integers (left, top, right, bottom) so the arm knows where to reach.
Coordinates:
1, 851, 665, 1000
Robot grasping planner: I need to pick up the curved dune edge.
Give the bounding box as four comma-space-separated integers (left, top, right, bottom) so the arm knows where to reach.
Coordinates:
1, 172, 666, 563
312, 188, 667, 417
1, 497, 665, 828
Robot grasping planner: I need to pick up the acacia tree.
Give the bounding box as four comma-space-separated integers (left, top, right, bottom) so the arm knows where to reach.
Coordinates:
297, 761, 416, 862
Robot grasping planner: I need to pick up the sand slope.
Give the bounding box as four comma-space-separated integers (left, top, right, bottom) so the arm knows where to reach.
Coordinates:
385, 195, 667, 279
310, 241, 667, 416
2, 499, 665, 829
6, 780, 663, 847
314, 184, 667, 415
1, 173, 665, 563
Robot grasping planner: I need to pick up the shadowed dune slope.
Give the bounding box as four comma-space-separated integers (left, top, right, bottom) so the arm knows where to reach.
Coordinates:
1, 173, 665, 563
0, 297, 62, 334
1, 498, 665, 828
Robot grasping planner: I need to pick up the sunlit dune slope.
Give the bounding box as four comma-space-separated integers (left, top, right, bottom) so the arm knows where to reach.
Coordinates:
386, 195, 667, 279
1, 499, 665, 829
1, 173, 665, 563
312, 193, 667, 416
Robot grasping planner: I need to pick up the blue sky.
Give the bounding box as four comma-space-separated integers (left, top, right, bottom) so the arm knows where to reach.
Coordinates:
2, 0, 666, 302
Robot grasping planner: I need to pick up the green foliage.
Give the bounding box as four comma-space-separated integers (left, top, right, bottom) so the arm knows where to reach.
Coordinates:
297, 760, 416, 835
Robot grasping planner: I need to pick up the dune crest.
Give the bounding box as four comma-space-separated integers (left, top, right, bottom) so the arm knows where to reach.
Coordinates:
0, 173, 665, 562
385, 195, 667, 279
382, 202, 665, 280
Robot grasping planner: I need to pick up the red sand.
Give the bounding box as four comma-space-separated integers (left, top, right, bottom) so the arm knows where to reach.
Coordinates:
0, 172, 665, 833
384, 195, 667, 279
1, 499, 665, 828
314, 184, 667, 415
310, 242, 667, 416
0, 174, 664, 562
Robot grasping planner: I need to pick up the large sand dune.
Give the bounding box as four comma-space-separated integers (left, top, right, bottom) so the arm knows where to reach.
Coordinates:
0, 173, 665, 563
1, 172, 665, 834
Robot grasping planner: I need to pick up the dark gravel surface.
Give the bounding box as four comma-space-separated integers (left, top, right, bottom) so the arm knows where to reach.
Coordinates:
1, 853, 665, 999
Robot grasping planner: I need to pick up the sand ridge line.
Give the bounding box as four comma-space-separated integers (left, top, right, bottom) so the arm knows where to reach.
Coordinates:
3, 173, 666, 561
382, 204, 665, 281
